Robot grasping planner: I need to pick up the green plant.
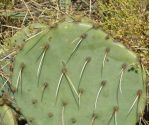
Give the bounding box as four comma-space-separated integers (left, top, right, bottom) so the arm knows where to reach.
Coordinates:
0, 74, 17, 125
9, 20, 146, 125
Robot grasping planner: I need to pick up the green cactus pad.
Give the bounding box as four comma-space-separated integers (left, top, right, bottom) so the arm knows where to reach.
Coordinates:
7, 23, 47, 47
11, 21, 146, 125
0, 75, 17, 125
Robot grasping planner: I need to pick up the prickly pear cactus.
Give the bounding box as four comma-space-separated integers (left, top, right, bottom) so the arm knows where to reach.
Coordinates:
7, 23, 47, 47
0, 75, 17, 125
11, 20, 146, 125
0, 72, 11, 93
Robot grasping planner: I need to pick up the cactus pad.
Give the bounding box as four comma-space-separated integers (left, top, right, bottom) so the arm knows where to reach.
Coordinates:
11, 21, 146, 125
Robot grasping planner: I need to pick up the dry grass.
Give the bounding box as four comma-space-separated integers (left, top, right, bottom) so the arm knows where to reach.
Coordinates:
96, 0, 149, 76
